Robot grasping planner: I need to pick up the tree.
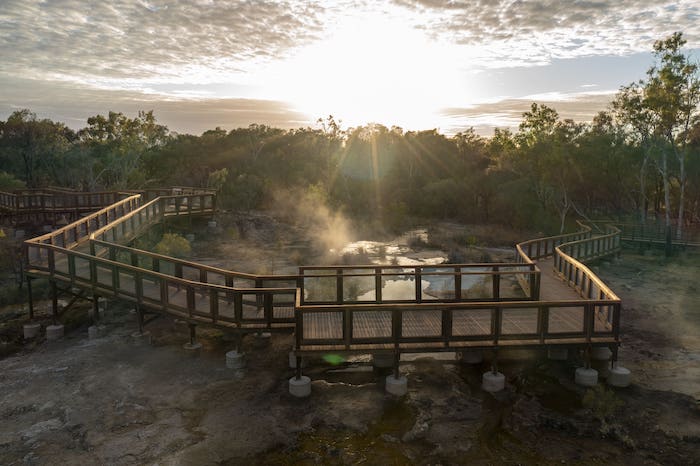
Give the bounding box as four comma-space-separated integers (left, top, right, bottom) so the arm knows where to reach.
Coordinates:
78, 110, 169, 189
644, 32, 700, 241
0, 109, 74, 187
611, 33, 700, 252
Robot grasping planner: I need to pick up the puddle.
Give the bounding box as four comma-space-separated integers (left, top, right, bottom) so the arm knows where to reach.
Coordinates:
249, 400, 425, 465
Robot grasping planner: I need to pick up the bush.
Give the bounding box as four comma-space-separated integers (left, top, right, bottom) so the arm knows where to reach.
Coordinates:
154, 233, 191, 258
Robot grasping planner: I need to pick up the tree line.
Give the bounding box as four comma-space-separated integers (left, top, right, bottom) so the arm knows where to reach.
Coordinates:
1, 33, 698, 239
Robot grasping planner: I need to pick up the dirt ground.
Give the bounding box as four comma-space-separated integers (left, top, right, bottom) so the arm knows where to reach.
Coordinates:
1, 224, 700, 465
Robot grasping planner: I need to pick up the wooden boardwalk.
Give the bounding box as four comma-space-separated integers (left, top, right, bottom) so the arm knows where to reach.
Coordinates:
13, 188, 622, 358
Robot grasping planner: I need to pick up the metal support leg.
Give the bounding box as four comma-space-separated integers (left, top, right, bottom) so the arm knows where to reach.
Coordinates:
92, 294, 99, 324
27, 278, 34, 320
611, 345, 619, 370
50, 280, 58, 324
491, 349, 499, 375
584, 345, 591, 370
136, 305, 144, 334
188, 323, 196, 346
393, 351, 401, 379
295, 357, 302, 380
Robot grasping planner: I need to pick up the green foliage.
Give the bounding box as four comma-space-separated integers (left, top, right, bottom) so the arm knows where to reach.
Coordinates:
154, 233, 191, 258
0, 32, 698, 233
582, 385, 624, 422
0, 171, 24, 191
206, 168, 228, 191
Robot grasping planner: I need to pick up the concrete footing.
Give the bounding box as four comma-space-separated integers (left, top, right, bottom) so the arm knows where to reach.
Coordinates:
575, 367, 598, 386
591, 347, 612, 361
183, 342, 202, 351
385, 375, 408, 396
254, 332, 272, 344
289, 376, 311, 397
372, 353, 394, 369
226, 350, 245, 369
46, 324, 64, 341
88, 325, 100, 339
131, 331, 151, 345
482, 371, 506, 392
23, 323, 41, 339
459, 350, 484, 364
547, 347, 568, 361
607, 365, 631, 388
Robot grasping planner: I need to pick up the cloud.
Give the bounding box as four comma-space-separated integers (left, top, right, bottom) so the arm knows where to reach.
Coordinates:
0, 0, 328, 85
0, 76, 311, 135
439, 92, 617, 135
393, 0, 700, 67
3, 0, 697, 91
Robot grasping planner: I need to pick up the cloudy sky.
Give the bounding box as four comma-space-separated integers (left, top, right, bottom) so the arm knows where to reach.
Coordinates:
1, 0, 698, 135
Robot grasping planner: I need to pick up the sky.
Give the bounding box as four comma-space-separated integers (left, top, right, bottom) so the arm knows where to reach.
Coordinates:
1, 0, 699, 136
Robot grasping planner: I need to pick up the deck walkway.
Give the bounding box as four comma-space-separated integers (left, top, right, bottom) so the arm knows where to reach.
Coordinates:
10, 188, 623, 359
536, 258, 582, 301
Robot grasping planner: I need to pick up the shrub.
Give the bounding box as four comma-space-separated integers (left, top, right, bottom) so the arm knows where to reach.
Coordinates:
154, 233, 191, 258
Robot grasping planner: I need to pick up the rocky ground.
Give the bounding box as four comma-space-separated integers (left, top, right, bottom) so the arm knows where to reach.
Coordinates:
1, 224, 699, 465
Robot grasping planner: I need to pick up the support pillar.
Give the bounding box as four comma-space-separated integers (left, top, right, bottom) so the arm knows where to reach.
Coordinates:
46, 324, 64, 341
289, 374, 312, 398
226, 333, 245, 369
482, 349, 505, 392
607, 364, 631, 387
289, 349, 306, 369
591, 346, 612, 378
226, 350, 245, 369
23, 322, 41, 339
50, 281, 58, 324
372, 352, 393, 369
459, 349, 484, 364
547, 347, 568, 361
27, 278, 34, 320
91, 294, 100, 323
575, 345, 598, 386
131, 305, 151, 344
183, 323, 202, 350
289, 346, 311, 398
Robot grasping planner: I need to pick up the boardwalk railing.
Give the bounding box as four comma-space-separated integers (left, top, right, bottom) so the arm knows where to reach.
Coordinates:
515, 222, 592, 261
0, 189, 132, 213
595, 221, 700, 247
22, 189, 299, 330
299, 263, 540, 305
294, 222, 622, 354
554, 224, 621, 302
294, 295, 619, 353
24, 195, 143, 266
17, 187, 623, 352
27, 242, 296, 329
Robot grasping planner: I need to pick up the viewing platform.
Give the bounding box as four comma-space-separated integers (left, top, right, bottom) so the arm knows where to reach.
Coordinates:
2, 188, 631, 395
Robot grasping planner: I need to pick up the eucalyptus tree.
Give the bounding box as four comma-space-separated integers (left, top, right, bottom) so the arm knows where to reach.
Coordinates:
0, 109, 74, 187
78, 110, 169, 189
612, 32, 699, 248
645, 32, 700, 240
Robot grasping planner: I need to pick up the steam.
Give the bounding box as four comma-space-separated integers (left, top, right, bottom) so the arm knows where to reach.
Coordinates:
271, 187, 354, 257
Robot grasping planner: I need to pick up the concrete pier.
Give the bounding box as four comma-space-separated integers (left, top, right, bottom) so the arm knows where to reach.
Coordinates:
289, 376, 311, 397
385, 374, 408, 396
482, 371, 506, 392
46, 324, 64, 341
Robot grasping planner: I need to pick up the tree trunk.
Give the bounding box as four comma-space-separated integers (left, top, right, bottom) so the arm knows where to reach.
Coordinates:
661, 150, 672, 256
676, 152, 685, 240
639, 156, 648, 223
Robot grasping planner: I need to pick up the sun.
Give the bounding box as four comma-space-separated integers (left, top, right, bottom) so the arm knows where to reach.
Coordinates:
261, 14, 464, 129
